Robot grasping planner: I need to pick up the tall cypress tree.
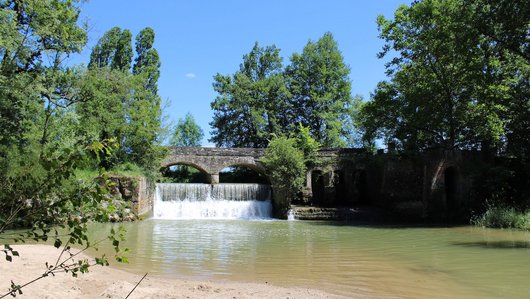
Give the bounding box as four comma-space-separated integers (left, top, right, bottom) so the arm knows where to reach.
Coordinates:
127, 27, 163, 167
88, 27, 133, 71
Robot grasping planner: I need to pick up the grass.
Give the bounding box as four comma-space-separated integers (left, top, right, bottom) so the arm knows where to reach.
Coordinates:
472, 205, 530, 230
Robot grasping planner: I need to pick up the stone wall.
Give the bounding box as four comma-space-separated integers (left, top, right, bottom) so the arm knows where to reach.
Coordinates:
302, 148, 489, 221
107, 176, 153, 217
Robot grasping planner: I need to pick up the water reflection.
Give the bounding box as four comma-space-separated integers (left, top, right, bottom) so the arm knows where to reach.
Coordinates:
452, 240, 530, 249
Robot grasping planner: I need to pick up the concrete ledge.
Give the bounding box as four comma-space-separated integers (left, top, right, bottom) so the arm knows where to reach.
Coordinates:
290, 206, 387, 221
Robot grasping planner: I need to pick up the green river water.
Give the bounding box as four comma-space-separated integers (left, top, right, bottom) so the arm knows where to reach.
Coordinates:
86, 219, 530, 298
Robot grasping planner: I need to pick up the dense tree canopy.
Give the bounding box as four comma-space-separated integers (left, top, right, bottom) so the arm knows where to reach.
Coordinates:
262, 135, 307, 203
286, 32, 352, 148
210, 42, 289, 147
88, 27, 133, 71
0, 0, 165, 237
360, 0, 529, 155
210, 34, 356, 148
0, 0, 87, 153
79, 26, 164, 169
0, 1, 131, 281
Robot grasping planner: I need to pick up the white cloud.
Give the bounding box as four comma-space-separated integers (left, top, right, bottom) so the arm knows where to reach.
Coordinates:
185, 73, 196, 78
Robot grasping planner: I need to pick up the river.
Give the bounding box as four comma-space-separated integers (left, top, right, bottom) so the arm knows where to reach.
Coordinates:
87, 219, 530, 298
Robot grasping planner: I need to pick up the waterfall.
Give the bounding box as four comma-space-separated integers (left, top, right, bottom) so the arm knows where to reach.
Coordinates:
153, 183, 272, 219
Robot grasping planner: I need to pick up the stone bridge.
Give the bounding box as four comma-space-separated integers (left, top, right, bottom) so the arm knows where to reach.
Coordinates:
161, 147, 364, 185
161, 147, 267, 184
161, 147, 489, 220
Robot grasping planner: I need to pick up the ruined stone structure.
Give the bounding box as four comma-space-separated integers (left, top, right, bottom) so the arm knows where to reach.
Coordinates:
161, 147, 489, 220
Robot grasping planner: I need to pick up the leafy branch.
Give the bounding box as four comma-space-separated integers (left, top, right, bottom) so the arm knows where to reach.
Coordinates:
0, 228, 128, 299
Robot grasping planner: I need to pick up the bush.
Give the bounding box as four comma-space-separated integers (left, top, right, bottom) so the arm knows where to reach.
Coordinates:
472, 204, 530, 230
262, 136, 307, 199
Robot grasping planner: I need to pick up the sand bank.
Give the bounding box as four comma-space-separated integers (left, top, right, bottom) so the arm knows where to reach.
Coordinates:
0, 245, 349, 298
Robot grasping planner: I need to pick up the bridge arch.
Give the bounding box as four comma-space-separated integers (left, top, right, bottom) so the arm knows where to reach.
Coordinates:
217, 162, 267, 177
218, 163, 270, 184
161, 161, 213, 184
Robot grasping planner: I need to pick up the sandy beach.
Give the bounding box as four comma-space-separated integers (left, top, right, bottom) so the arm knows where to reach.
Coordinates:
0, 245, 348, 299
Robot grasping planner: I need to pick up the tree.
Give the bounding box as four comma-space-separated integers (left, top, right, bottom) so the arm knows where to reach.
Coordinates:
464, 0, 530, 162
88, 27, 133, 71
261, 136, 307, 217
0, 0, 127, 294
0, 0, 86, 152
361, 0, 510, 151
285, 32, 352, 148
133, 27, 160, 93
127, 27, 163, 168
465, 0, 530, 62
294, 124, 320, 168
80, 26, 164, 169
171, 113, 204, 147
76, 67, 130, 168
343, 95, 366, 148
210, 42, 289, 147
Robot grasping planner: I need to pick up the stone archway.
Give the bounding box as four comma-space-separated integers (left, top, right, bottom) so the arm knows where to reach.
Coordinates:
161, 162, 213, 184
217, 163, 270, 184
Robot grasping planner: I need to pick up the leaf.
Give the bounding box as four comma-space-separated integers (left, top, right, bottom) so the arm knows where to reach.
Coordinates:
6, 255, 12, 262
54, 239, 62, 249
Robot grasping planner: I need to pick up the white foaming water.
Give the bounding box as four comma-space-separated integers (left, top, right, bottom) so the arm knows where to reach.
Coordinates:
153, 183, 272, 220
287, 209, 296, 221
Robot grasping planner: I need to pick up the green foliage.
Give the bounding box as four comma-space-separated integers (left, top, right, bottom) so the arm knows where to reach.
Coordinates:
88, 27, 133, 71
286, 32, 352, 148
133, 27, 160, 94
293, 124, 320, 168
472, 204, 530, 230
262, 136, 307, 199
343, 95, 366, 148
0, 138, 131, 297
210, 42, 289, 147
360, 0, 529, 153
80, 26, 164, 170
0, 1, 145, 293
161, 165, 209, 183
210, 34, 356, 148
171, 113, 204, 147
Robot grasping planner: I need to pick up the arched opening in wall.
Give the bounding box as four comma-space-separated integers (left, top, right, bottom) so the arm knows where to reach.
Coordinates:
219, 165, 269, 184
311, 170, 325, 205
444, 166, 458, 214
161, 163, 210, 183
311, 169, 347, 206
334, 170, 348, 206
354, 170, 368, 204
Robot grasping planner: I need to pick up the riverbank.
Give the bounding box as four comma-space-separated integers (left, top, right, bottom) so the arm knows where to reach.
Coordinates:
0, 245, 349, 299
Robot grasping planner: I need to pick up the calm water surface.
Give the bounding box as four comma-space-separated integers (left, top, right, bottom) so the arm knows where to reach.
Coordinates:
87, 220, 530, 298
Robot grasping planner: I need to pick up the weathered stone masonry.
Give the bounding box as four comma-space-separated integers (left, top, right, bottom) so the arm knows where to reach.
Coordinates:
162, 147, 267, 184
161, 147, 489, 220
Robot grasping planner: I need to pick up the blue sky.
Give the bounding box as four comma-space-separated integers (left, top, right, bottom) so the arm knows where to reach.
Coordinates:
68, 0, 411, 146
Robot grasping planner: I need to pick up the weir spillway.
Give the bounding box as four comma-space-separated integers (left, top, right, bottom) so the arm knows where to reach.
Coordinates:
153, 183, 272, 219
